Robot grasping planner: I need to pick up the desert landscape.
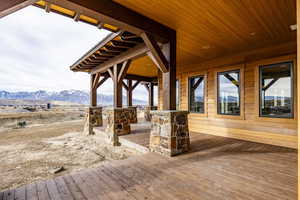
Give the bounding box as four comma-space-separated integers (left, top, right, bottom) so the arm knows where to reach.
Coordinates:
0, 102, 142, 191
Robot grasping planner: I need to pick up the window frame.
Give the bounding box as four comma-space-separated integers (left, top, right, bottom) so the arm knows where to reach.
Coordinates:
258, 61, 294, 119
188, 74, 206, 114
176, 79, 180, 110
217, 69, 241, 116
214, 64, 244, 120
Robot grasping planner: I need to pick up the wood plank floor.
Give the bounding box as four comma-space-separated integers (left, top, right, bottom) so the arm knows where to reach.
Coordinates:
119, 122, 151, 149
0, 132, 297, 200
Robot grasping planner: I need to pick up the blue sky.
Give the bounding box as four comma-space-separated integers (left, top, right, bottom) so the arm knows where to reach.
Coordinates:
0, 5, 149, 101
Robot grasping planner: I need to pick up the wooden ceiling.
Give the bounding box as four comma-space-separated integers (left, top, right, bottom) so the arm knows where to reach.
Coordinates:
114, 0, 297, 67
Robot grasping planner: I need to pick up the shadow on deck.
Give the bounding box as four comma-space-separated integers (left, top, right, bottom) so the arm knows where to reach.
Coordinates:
1, 121, 297, 200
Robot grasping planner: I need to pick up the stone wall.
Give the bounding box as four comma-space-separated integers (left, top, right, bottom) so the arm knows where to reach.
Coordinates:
105, 108, 131, 145
150, 111, 190, 156
144, 106, 158, 122
125, 106, 138, 123
89, 107, 103, 127
83, 106, 103, 135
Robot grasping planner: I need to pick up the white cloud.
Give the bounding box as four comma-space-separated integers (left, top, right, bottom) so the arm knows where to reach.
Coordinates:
0, 6, 151, 102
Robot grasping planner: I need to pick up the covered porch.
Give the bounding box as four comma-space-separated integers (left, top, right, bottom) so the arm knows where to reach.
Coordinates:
0, 0, 299, 199
0, 132, 296, 200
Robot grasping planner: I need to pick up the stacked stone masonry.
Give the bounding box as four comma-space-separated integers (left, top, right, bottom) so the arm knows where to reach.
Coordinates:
105, 108, 132, 145
150, 111, 190, 156
125, 106, 138, 123
83, 106, 103, 135
144, 106, 158, 121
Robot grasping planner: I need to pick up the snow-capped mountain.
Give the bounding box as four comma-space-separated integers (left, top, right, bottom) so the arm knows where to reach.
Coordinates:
0, 90, 147, 105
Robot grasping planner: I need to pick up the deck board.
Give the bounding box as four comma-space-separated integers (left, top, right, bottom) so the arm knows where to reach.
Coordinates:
1, 132, 297, 200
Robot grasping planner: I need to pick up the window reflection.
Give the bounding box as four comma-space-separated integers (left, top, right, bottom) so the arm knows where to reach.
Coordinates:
260, 62, 293, 118
217, 70, 240, 115
176, 80, 180, 110
189, 76, 204, 113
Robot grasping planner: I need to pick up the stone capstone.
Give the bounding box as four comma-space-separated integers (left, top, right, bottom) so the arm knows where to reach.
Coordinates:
149, 110, 190, 156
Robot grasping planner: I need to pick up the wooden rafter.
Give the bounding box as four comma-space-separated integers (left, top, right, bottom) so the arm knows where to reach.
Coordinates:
73, 12, 80, 21
141, 32, 169, 73
70, 31, 123, 71
0, 0, 37, 18
45, 0, 172, 42
91, 43, 149, 74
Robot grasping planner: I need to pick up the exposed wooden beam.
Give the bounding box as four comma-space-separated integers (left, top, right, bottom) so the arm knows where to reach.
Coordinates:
73, 12, 81, 21
70, 31, 123, 71
118, 60, 132, 83
141, 32, 169, 73
0, 0, 36, 18
96, 75, 109, 89
91, 43, 149, 74
92, 73, 101, 89
43, 0, 173, 43
132, 81, 140, 90
122, 81, 129, 91
45, 2, 51, 13
107, 68, 114, 80
126, 80, 133, 106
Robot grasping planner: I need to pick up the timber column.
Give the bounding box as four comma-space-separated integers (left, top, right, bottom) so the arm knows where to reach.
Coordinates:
143, 31, 190, 156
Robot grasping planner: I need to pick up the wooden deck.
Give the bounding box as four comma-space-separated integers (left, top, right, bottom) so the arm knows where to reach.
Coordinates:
0, 132, 297, 200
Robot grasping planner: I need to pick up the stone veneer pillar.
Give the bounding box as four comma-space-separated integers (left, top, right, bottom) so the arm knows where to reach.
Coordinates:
105, 108, 131, 146
126, 106, 138, 123
150, 110, 190, 156
83, 106, 103, 135
144, 106, 158, 121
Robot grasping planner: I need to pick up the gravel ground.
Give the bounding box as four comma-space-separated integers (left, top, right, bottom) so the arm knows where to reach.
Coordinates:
0, 120, 141, 191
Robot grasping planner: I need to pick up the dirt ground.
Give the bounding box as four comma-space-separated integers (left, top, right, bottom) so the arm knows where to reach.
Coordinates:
0, 120, 141, 191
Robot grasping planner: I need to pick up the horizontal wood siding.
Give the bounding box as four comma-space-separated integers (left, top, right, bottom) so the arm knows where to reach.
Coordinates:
176, 44, 297, 149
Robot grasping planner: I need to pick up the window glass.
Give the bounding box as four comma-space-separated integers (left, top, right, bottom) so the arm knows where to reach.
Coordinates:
260, 62, 293, 118
217, 70, 240, 115
189, 76, 205, 113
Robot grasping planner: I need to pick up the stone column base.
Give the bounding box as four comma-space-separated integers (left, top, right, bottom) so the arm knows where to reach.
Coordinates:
83, 106, 103, 135
150, 110, 190, 156
125, 106, 138, 123
144, 106, 158, 121
105, 108, 131, 146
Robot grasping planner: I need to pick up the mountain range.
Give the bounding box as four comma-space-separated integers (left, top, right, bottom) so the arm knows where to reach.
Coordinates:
0, 90, 147, 105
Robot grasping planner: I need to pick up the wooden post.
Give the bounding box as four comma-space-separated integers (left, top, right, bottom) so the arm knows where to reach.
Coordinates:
113, 64, 123, 107
297, 0, 300, 198
127, 79, 133, 106
149, 83, 154, 107
162, 31, 177, 110
90, 74, 97, 107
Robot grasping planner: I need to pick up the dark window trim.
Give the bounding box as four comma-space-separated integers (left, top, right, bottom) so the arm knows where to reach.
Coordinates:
259, 61, 294, 119
217, 69, 241, 116
176, 79, 180, 110
188, 75, 205, 114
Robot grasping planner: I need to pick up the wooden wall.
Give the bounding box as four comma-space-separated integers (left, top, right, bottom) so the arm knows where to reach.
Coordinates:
175, 42, 298, 149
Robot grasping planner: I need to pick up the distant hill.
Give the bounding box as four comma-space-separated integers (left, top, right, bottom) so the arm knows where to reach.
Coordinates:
0, 90, 147, 105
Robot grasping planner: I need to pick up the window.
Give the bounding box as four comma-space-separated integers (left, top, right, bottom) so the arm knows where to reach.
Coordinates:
189, 76, 205, 113
176, 79, 180, 110
259, 62, 293, 118
217, 70, 240, 115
